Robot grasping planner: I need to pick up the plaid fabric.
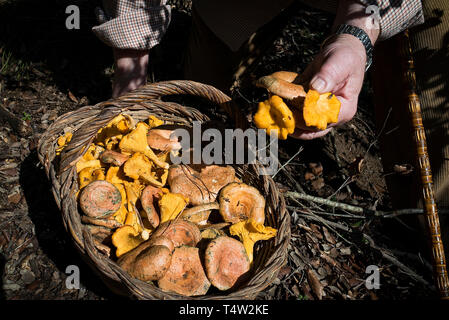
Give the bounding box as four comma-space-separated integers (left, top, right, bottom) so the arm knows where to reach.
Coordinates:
92, 0, 171, 50
358, 0, 424, 41
92, 0, 424, 50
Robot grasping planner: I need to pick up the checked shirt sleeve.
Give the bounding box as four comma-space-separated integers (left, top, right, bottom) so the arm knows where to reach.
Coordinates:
92, 0, 171, 50
358, 0, 424, 40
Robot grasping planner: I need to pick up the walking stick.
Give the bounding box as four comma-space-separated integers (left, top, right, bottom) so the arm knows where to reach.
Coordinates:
399, 30, 449, 298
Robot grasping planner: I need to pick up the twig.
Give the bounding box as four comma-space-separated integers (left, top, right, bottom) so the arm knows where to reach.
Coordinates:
284, 191, 449, 218
286, 206, 366, 219
280, 168, 325, 212
365, 107, 392, 157
296, 212, 352, 233
272, 146, 303, 178
330, 130, 353, 196
363, 234, 432, 287
285, 191, 367, 215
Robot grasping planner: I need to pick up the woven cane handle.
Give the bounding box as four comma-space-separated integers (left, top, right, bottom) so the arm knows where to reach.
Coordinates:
112, 80, 248, 130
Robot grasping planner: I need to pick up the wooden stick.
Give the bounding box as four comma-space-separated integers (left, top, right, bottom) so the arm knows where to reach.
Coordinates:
400, 30, 449, 298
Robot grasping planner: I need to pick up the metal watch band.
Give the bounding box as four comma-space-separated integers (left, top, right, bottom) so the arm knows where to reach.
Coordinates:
335, 24, 373, 72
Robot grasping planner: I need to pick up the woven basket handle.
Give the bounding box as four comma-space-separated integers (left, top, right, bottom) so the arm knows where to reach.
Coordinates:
109, 80, 249, 130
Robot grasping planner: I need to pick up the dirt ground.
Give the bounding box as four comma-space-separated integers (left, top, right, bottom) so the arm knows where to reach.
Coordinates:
0, 0, 438, 300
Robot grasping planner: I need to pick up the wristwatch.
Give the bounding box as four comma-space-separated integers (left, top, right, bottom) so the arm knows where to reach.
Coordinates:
334, 24, 374, 72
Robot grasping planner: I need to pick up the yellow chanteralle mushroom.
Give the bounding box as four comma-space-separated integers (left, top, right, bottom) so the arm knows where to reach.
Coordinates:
158, 190, 189, 224
303, 89, 341, 130
111, 225, 146, 258
56, 132, 73, 155
105, 166, 130, 225
123, 152, 168, 187
76, 143, 105, 173
123, 180, 150, 235
229, 218, 277, 264
95, 114, 134, 150
78, 167, 105, 189
119, 122, 169, 169
253, 95, 295, 140
148, 115, 164, 129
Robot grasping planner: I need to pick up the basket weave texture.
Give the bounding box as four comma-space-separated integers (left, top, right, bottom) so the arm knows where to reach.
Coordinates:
37, 80, 290, 299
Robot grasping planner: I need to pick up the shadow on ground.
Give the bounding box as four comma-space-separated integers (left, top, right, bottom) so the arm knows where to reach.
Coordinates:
20, 151, 124, 300
0, 0, 113, 103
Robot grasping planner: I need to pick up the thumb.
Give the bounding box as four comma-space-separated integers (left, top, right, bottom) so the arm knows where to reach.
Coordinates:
309, 53, 348, 93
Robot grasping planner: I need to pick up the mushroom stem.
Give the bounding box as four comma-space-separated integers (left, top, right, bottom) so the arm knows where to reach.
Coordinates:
81, 215, 123, 229
180, 202, 219, 224
256, 75, 306, 100
100, 150, 130, 166
132, 203, 151, 240
198, 222, 231, 231
141, 185, 162, 229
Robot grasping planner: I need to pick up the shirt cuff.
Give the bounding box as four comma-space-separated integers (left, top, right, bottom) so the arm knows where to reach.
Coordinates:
359, 0, 424, 41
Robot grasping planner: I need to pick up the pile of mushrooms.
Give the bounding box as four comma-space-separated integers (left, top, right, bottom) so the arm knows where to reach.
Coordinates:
57, 113, 278, 296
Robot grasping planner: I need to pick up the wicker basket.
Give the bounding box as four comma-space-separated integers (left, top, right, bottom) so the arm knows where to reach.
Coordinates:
37, 80, 290, 299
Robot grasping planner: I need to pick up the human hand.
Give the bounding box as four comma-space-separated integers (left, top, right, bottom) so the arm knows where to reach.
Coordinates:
290, 0, 379, 140
290, 33, 367, 140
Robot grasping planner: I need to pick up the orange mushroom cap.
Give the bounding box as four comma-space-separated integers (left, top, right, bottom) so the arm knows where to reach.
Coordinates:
152, 220, 201, 248
168, 165, 236, 206
127, 245, 173, 282
147, 129, 182, 152
303, 89, 341, 130
79, 180, 122, 218
218, 182, 265, 225
204, 236, 250, 291
158, 246, 211, 296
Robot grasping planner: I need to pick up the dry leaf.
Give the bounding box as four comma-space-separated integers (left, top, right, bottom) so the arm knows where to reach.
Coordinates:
307, 269, 324, 300
68, 90, 78, 103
